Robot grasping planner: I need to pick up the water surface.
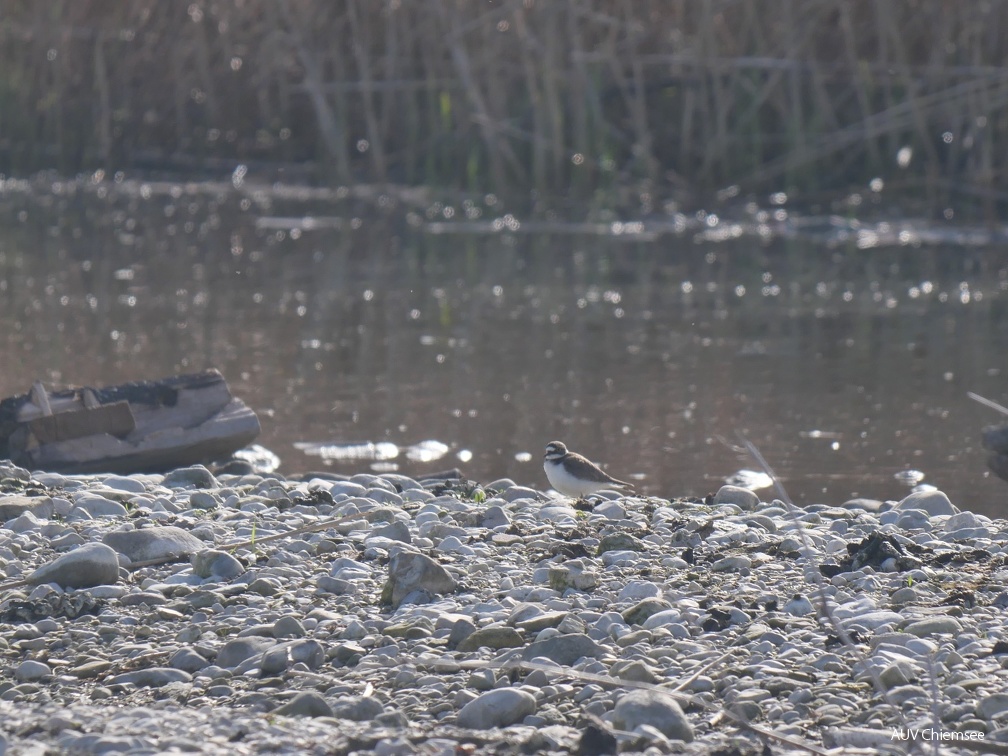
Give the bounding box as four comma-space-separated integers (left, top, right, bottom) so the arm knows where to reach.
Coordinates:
1, 176, 1006, 516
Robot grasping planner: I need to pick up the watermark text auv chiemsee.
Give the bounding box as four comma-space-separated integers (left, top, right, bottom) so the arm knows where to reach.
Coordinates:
891, 727, 984, 743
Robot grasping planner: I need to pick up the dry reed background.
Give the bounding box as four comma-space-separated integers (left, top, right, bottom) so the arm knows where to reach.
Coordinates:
2, 0, 1007, 216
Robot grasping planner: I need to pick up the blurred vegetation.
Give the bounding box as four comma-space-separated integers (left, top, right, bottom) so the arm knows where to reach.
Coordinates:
2, 0, 1007, 216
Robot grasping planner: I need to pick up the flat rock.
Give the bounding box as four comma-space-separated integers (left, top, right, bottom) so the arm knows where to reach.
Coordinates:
456, 688, 536, 729
103, 526, 204, 562
903, 616, 963, 637
0, 495, 54, 522
27, 542, 120, 589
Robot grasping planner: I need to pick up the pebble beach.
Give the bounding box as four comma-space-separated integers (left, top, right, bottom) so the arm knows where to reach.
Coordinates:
0, 458, 1006, 755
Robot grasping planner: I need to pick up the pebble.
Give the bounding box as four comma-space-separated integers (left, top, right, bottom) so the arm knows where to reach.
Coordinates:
0, 466, 1003, 754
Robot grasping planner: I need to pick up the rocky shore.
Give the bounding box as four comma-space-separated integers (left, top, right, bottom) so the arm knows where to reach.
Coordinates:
0, 458, 1006, 755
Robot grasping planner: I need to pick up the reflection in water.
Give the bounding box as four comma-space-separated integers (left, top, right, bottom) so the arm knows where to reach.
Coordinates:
0, 179, 1006, 516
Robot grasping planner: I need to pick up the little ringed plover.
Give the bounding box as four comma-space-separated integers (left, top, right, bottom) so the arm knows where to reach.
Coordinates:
543, 440, 633, 498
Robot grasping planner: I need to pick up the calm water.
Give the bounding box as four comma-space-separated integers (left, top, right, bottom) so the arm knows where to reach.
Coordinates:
1, 175, 1007, 516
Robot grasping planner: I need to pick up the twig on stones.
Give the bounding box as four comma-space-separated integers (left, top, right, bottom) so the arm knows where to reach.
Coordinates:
968, 391, 1008, 417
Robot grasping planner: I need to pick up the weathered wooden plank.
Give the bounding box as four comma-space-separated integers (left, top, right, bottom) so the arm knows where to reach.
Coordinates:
26, 399, 261, 475
28, 400, 136, 444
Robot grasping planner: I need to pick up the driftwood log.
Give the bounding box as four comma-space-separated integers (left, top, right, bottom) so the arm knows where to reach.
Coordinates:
0, 370, 260, 474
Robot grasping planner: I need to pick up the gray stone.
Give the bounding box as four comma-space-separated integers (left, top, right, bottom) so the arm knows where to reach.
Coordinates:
273, 616, 306, 639
447, 618, 477, 649
890, 587, 919, 606
169, 648, 210, 673
333, 696, 385, 721
481, 505, 510, 529
895, 490, 956, 516
288, 639, 325, 668
372, 520, 411, 544
843, 498, 884, 513
840, 610, 902, 632
879, 661, 919, 689
15, 660, 51, 682
103, 526, 204, 562
612, 689, 693, 742
944, 510, 981, 531
548, 563, 598, 591
101, 475, 148, 493
258, 639, 323, 674
896, 510, 932, 531
497, 486, 543, 502
274, 691, 333, 718
188, 491, 220, 510
248, 577, 282, 596
162, 465, 220, 489
217, 637, 274, 668
191, 549, 244, 580
712, 485, 760, 511
27, 542, 120, 589
7, 511, 46, 533
260, 644, 293, 675
610, 660, 661, 684
456, 688, 536, 729
596, 533, 645, 554
521, 633, 603, 665
978, 693, 1008, 720
622, 599, 671, 626
383, 551, 456, 607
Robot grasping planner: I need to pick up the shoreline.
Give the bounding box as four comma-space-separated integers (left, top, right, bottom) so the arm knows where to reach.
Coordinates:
0, 460, 1005, 754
